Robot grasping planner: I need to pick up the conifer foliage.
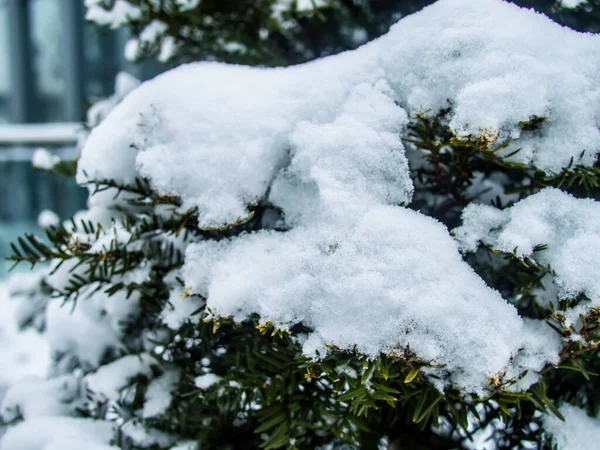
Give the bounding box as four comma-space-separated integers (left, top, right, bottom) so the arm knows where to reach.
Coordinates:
3, 1, 600, 449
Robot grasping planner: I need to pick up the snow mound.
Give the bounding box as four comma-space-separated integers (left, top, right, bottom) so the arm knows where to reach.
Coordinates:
183, 205, 559, 393
76, 0, 598, 392
79, 0, 600, 228
455, 188, 600, 304
543, 404, 600, 450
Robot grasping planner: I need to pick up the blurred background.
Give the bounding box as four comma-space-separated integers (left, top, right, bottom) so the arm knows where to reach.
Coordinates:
0, 0, 162, 277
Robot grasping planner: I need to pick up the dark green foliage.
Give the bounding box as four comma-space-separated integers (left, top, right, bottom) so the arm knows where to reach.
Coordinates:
90, 0, 600, 68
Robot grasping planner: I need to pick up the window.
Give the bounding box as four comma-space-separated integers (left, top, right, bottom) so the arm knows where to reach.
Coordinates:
29, 0, 67, 122
0, 1, 10, 123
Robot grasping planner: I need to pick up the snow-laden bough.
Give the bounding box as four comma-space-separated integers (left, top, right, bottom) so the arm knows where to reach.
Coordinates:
77, 0, 600, 393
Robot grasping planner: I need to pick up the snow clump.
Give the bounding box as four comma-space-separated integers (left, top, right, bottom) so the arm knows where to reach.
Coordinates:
74, 0, 600, 393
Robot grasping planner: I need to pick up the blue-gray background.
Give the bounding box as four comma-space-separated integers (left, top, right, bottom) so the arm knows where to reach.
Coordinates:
0, 0, 159, 277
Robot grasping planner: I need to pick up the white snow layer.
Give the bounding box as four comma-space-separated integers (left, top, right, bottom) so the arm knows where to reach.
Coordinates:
0, 283, 50, 400
32, 148, 60, 170
0, 416, 117, 450
184, 206, 560, 392
75, 0, 594, 393
79, 0, 600, 227
38, 209, 60, 229
85, 0, 142, 29
143, 369, 180, 418
85, 353, 157, 401
559, 0, 588, 9
543, 404, 600, 450
194, 374, 221, 390
455, 188, 600, 305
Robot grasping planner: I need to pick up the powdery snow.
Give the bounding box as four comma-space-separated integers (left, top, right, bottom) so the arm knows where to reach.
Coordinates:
85, 353, 157, 401
142, 369, 180, 419
0, 283, 50, 400
0, 416, 117, 450
31, 148, 60, 170
80, 0, 600, 229
194, 373, 221, 390
75, 0, 592, 394
37, 210, 60, 229
183, 206, 557, 393
79, 61, 412, 228
543, 404, 600, 450
455, 188, 600, 304
85, 0, 142, 29
559, 0, 588, 9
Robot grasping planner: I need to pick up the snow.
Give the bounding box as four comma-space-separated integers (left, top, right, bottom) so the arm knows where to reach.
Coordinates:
140, 20, 168, 45
559, 0, 588, 8
119, 421, 176, 449
272, 0, 329, 20
158, 36, 178, 63
142, 369, 180, 418
43, 262, 143, 370
184, 205, 558, 393
89, 223, 132, 253
5, 1, 600, 447
543, 404, 600, 450
124, 38, 140, 61
79, 0, 600, 230
0, 416, 117, 450
194, 373, 221, 390
169, 442, 199, 450
160, 272, 204, 330
0, 283, 50, 399
45, 295, 124, 370
0, 123, 80, 145
78, 31, 415, 228
454, 188, 600, 306
124, 20, 169, 62
175, 0, 201, 11
38, 210, 60, 229
503, 319, 561, 392
1, 375, 82, 422
76, 0, 592, 393
0, 146, 76, 163
31, 148, 60, 170
85, 353, 157, 400
87, 72, 140, 128
85, 0, 142, 28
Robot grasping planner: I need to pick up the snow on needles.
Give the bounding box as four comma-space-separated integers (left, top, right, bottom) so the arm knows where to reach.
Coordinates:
543, 404, 600, 450
184, 206, 556, 393
0, 416, 117, 450
455, 188, 600, 305
79, 0, 600, 227
74, 0, 600, 392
